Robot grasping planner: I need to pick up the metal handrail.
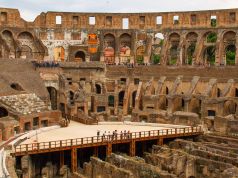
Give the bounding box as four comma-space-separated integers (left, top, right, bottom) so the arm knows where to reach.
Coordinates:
14, 126, 202, 154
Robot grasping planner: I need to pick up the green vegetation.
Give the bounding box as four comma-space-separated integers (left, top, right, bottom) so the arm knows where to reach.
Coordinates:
169, 58, 177, 65
211, 19, 217, 27
159, 39, 164, 46
207, 33, 217, 43
187, 44, 196, 65
206, 46, 216, 64
152, 54, 161, 64
226, 50, 236, 65
136, 56, 144, 64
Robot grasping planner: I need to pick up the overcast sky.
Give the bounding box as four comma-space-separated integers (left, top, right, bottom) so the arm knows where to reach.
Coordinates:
1, 0, 238, 21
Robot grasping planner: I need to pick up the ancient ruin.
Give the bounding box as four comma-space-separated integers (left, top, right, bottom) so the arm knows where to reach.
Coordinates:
0, 6, 238, 178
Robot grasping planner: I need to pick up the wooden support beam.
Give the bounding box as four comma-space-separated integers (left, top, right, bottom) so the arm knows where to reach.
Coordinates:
71, 148, 77, 173
106, 143, 112, 156
130, 140, 136, 157
94, 147, 99, 157
157, 137, 163, 145
60, 151, 64, 168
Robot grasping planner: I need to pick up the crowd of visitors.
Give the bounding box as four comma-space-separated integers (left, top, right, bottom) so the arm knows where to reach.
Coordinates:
97, 130, 131, 141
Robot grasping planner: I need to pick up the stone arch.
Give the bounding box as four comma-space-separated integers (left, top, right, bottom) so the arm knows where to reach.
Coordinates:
158, 96, 168, 110
118, 90, 125, 106
119, 33, 131, 64
74, 50, 86, 62
225, 44, 236, 65
168, 33, 180, 65
0, 107, 8, 118
223, 100, 237, 116
47, 87, 57, 110
95, 84, 102, 94
189, 98, 201, 114
20, 45, 33, 59
203, 46, 216, 65
152, 33, 164, 64
54, 46, 65, 61
136, 46, 145, 64
223, 31, 236, 65
132, 90, 137, 108
173, 97, 185, 112
10, 83, 24, 91
185, 32, 198, 65
17, 31, 34, 40
104, 33, 115, 64
108, 95, 115, 107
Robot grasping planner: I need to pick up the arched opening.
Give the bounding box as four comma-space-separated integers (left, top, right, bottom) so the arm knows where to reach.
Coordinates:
119, 33, 131, 64
95, 84, 102, 94
18, 31, 34, 40
224, 100, 237, 116
206, 32, 217, 43
217, 88, 221, 97
173, 97, 184, 112
169, 33, 180, 65
69, 91, 74, 105
2, 30, 15, 55
189, 98, 201, 115
136, 46, 145, 64
104, 34, 115, 64
74, 51, 86, 62
21, 45, 33, 59
118, 91, 125, 106
186, 32, 198, 65
186, 44, 196, 65
235, 88, 238, 97
0, 107, 8, 118
47, 87, 57, 110
203, 46, 216, 65
108, 95, 115, 107
225, 44, 236, 65
10, 83, 24, 91
152, 33, 164, 64
165, 87, 169, 95
132, 91, 137, 108
54, 46, 65, 62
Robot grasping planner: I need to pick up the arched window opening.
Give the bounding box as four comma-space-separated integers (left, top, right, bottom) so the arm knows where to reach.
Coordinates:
95, 84, 102, 94
217, 88, 221, 97
10, 83, 24, 91
225, 45, 236, 65
69, 91, 74, 105
47, 87, 57, 110
108, 95, 115, 107
0, 107, 8, 118
118, 91, 125, 106
132, 91, 137, 108
75, 51, 86, 62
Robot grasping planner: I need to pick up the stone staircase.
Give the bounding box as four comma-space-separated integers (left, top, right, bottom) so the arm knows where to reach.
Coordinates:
0, 93, 48, 115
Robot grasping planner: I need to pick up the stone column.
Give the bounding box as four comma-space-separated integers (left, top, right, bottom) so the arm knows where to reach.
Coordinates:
235, 33, 238, 65
129, 140, 136, 157
71, 148, 77, 173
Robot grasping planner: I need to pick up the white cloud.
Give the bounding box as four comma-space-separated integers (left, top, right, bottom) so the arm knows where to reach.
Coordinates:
1, 0, 238, 21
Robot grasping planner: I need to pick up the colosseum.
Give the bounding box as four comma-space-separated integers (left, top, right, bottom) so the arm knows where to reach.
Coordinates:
0, 6, 238, 178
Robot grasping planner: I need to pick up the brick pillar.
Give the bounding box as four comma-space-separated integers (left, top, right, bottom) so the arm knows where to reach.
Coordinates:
106, 143, 112, 156
236, 34, 238, 65
94, 147, 99, 157
157, 137, 163, 145
71, 148, 77, 173
129, 140, 136, 157
60, 151, 64, 168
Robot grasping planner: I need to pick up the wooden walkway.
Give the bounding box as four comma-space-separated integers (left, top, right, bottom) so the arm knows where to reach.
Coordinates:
14, 126, 203, 156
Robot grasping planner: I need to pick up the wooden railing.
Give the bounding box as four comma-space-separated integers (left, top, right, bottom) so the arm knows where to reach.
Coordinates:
14, 126, 202, 155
